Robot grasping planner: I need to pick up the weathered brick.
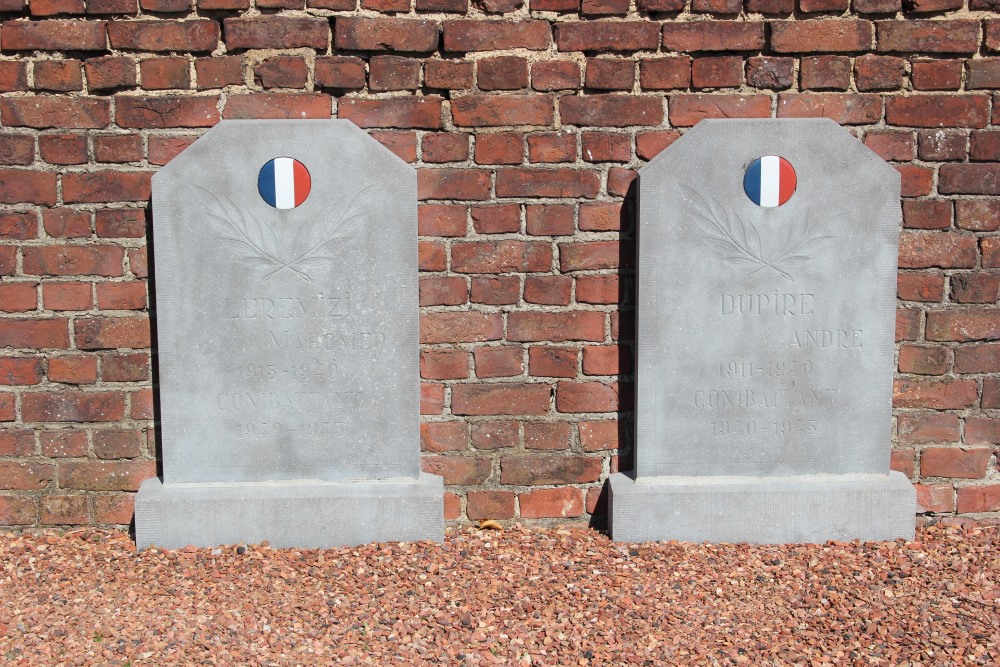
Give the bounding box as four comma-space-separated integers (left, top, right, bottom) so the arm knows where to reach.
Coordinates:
22, 390, 125, 422
921, 447, 992, 479
893, 378, 977, 409
939, 164, 1000, 195
444, 19, 549, 51
224, 17, 328, 50
452, 241, 550, 273
224, 94, 331, 120
466, 490, 514, 519
452, 383, 551, 415
421, 422, 467, 453
116, 95, 218, 128
877, 20, 980, 54
777, 93, 881, 124
528, 346, 577, 378
108, 19, 218, 52
897, 412, 959, 445
886, 96, 988, 129
335, 17, 439, 53
59, 460, 155, 491
421, 455, 490, 484
898, 232, 976, 269
770, 20, 872, 53
420, 312, 502, 343
556, 21, 660, 52
669, 94, 771, 126
500, 453, 601, 484
474, 346, 523, 378
452, 94, 552, 127
418, 168, 490, 200
911, 59, 962, 91
0, 170, 56, 205
1, 20, 106, 51
1, 97, 109, 129
508, 311, 605, 342
926, 310, 1000, 342
662, 22, 764, 52
519, 487, 583, 518
561, 94, 661, 127
63, 171, 151, 203
956, 485, 1000, 513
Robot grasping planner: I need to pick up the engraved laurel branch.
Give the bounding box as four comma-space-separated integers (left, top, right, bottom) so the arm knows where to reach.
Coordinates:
198, 185, 373, 284
682, 185, 836, 284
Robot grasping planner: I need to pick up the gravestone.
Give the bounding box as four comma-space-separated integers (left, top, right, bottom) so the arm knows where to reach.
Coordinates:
610, 119, 915, 544
135, 120, 444, 549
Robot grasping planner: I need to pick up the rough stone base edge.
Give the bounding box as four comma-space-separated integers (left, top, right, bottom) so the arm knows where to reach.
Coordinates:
135, 473, 444, 550
608, 471, 916, 544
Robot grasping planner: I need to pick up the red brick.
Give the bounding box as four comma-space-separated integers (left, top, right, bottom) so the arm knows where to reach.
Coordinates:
368, 56, 420, 92
313, 56, 364, 91
800, 55, 850, 90
950, 273, 1000, 304
422, 455, 491, 485
94, 134, 143, 163
22, 390, 124, 422
582, 0, 628, 14
906, 0, 960, 10
898, 412, 959, 445
419, 241, 446, 270
0, 281, 35, 313
39, 133, 86, 165
746, 56, 794, 90
372, 131, 417, 162
0, 61, 27, 92
561, 95, 661, 128
893, 378, 977, 408
93, 494, 135, 524
971, 130, 1000, 162
877, 20, 980, 54
115, 95, 218, 128
0, 135, 32, 167
475, 133, 523, 165
864, 130, 913, 162
898, 344, 948, 375
956, 485, 1000, 513
335, 18, 439, 53
225, 93, 330, 120
422, 133, 469, 163
418, 168, 490, 200
508, 311, 605, 342
886, 95, 988, 129
576, 275, 619, 304
942, 164, 1000, 195
424, 60, 474, 90
915, 483, 954, 513
75, 316, 149, 349
921, 447, 991, 479
100, 352, 148, 381
452, 94, 553, 128
770, 20, 872, 53
419, 204, 466, 237
418, 0, 468, 12
897, 273, 943, 302
93, 429, 142, 459
965, 416, 1000, 446
339, 97, 440, 129
962, 202, 1000, 232
661, 21, 764, 52
59, 460, 155, 491
445, 20, 550, 52
254, 56, 307, 90
585, 58, 633, 91
954, 342, 1000, 373
579, 204, 626, 233
421, 382, 445, 414
109, 19, 219, 52
691, 56, 743, 89
94, 210, 145, 239
469, 276, 518, 305
1, 97, 109, 129
141, 0, 190, 10
193, 57, 241, 92
556, 381, 620, 412
669, 94, 771, 126
62, 171, 150, 203
420, 349, 469, 379
528, 346, 577, 378
0, 357, 42, 385
0, 170, 53, 206
556, 21, 659, 52
0, 429, 34, 456
43, 282, 92, 311
854, 0, 899, 12
638, 57, 690, 91
635, 130, 681, 160
47, 355, 97, 384
474, 346, 523, 378
471, 420, 519, 450
525, 205, 574, 236
559, 241, 624, 271
148, 135, 195, 165
223, 17, 327, 50
519, 487, 583, 518
30, 0, 85, 14
34, 59, 83, 92
500, 453, 601, 484
910, 59, 961, 92
531, 60, 580, 91
582, 132, 630, 163
897, 309, 920, 342
0, 496, 35, 525
420, 312, 502, 343
421, 422, 467, 452
521, 421, 570, 451
899, 232, 975, 270
496, 168, 600, 198
918, 130, 966, 162
96, 282, 146, 310
452, 383, 551, 415
1, 20, 106, 51
85, 0, 138, 13
471, 205, 520, 233
985, 378, 1000, 408
451, 241, 549, 273
579, 420, 618, 452
0, 462, 53, 490
692, 0, 741, 10
527, 132, 575, 163
466, 490, 515, 520
23, 246, 122, 277
479, 56, 529, 91
777, 93, 881, 125
855, 55, 905, 92
0, 247, 14, 277
967, 59, 1000, 91
926, 310, 1000, 343
524, 275, 572, 305
0, 211, 35, 240
582, 345, 626, 375
85, 56, 137, 91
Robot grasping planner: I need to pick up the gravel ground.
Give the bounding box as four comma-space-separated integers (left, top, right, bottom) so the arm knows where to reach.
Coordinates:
0, 523, 997, 666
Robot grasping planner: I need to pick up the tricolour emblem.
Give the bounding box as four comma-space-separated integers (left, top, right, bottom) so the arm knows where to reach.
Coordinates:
743, 156, 796, 208
258, 157, 311, 210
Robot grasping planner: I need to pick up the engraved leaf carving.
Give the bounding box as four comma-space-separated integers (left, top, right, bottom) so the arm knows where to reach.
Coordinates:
683, 186, 836, 283
198, 184, 373, 284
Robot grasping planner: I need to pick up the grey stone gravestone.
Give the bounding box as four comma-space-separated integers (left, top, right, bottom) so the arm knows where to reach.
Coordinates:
136, 120, 444, 549
610, 119, 915, 544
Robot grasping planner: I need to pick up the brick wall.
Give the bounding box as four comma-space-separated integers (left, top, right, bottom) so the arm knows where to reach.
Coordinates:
0, 0, 998, 529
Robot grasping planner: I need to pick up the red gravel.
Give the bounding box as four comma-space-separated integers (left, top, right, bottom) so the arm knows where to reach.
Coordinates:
0, 523, 997, 665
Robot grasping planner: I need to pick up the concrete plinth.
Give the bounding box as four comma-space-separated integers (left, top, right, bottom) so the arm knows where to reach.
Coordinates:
135, 473, 444, 549
609, 471, 915, 544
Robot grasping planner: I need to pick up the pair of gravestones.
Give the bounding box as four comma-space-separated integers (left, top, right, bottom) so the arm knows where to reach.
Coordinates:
135, 119, 915, 550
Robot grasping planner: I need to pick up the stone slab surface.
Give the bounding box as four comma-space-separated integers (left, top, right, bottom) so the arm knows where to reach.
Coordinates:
635, 118, 900, 478
609, 471, 915, 544
151, 119, 420, 484
135, 473, 444, 549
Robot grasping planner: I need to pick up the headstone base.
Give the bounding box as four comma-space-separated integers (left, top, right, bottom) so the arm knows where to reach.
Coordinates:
609, 471, 915, 544
135, 473, 444, 549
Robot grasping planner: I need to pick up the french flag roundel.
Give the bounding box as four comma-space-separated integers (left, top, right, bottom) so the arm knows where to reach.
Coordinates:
258, 157, 311, 210
743, 156, 796, 208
